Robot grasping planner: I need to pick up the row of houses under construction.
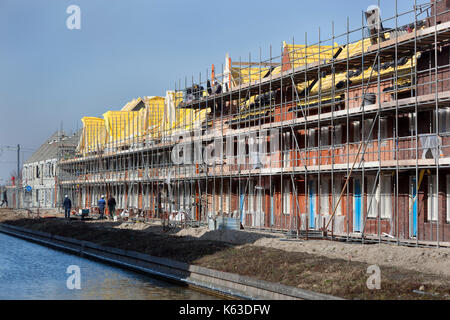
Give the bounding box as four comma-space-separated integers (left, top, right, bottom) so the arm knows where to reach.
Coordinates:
21, 0, 450, 246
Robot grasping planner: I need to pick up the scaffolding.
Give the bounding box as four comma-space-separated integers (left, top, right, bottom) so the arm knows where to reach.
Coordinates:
58, 0, 450, 247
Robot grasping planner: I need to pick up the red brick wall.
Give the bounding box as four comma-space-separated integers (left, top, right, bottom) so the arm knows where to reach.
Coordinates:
282, 47, 292, 72
417, 45, 450, 96
427, 0, 450, 27
416, 1, 450, 96
346, 81, 393, 109
419, 173, 450, 241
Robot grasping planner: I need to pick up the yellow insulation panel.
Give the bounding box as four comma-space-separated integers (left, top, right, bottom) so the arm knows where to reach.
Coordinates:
160, 109, 208, 135
308, 55, 416, 98
103, 111, 143, 145
308, 72, 348, 99
242, 95, 258, 111
271, 66, 282, 76
159, 91, 208, 136
284, 43, 339, 69
298, 94, 343, 108
231, 67, 269, 85
350, 56, 416, 84
239, 80, 311, 112
334, 33, 391, 61
79, 117, 106, 153
142, 96, 166, 138
334, 38, 373, 61
170, 109, 208, 134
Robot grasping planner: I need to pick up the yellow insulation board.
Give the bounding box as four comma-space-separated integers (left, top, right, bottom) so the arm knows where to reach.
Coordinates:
103, 111, 143, 145
334, 38, 373, 61
163, 109, 208, 136
231, 67, 269, 85
284, 43, 339, 69
142, 96, 166, 138
79, 117, 107, 153
308, 55, 416, 100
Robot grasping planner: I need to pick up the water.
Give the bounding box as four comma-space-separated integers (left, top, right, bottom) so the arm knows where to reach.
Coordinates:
0, 232, 216, 300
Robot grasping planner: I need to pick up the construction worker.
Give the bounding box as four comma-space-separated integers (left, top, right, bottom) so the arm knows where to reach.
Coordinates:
63, 195, 71, 219
107, 196, 116, 220
1, 189, 8, 207
98, 195, 106, 219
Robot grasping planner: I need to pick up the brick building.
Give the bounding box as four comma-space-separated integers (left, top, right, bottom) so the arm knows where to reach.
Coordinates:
58, 0, 450, 246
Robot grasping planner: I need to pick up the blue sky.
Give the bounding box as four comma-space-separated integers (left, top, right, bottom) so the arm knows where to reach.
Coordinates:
0, 0, 421, 182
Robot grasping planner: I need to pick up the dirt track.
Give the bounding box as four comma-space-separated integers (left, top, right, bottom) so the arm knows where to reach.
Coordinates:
1, 208, 449, 300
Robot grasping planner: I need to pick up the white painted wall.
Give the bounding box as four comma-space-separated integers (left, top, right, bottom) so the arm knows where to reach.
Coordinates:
22, 159, 58, 208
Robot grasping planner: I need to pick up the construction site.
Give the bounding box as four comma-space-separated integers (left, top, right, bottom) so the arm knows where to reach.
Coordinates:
51, 0, 450, 248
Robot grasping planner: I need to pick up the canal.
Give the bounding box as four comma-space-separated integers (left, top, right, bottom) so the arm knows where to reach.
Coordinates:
0, 232, 217, 300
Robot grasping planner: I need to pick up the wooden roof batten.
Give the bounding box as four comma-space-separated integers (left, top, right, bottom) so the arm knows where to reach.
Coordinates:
176, 20, 450, 110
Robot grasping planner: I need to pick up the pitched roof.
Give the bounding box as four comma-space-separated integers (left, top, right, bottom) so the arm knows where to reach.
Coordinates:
283, 42, 339, 69
120, 97, 146, 111
24, 130, 81, 164
230, 67, 270, 86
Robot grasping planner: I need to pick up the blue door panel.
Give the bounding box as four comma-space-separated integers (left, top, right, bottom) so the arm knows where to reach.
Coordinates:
412, 178, 417, 237
354, 179, 361, 232
309, 180, 315, 229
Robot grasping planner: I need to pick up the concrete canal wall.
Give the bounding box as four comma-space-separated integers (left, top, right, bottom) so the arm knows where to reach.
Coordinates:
0, 223, 342, 300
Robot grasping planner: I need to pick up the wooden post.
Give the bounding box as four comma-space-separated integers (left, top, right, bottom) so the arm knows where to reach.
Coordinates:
306, 215, 309, 241
331, 216, 334, 241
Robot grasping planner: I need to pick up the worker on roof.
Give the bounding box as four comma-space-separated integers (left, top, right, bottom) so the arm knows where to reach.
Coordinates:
98, 195, 106, 220
63, 195, 71, 219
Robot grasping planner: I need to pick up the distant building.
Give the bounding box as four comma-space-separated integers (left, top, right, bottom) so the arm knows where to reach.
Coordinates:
22, 131, 80, 208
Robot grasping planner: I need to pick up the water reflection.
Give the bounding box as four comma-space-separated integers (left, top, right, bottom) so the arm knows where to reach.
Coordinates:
0, 233, 216, 300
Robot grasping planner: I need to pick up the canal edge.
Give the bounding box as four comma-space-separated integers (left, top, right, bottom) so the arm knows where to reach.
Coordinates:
0, 223, 343, 301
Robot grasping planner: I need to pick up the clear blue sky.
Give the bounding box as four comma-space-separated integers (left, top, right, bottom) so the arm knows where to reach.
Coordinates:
0, 0, 423, 183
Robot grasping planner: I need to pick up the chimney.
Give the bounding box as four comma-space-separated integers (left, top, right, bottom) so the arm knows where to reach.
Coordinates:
365, 5, 386, 45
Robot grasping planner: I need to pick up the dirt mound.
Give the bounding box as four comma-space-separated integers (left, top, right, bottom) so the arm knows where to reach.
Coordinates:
173, 226, 278, 245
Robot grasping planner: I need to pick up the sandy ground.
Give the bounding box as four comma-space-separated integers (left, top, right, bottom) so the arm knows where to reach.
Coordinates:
111, 218, 450, 278
4, 209, 449, 277
254, 238, 450, 277
1, 208, 449, 299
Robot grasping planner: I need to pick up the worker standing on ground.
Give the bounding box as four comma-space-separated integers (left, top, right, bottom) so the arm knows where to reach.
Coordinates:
107, 196, 116, 220
1, 189, 7, 207
63, 195, 71, 219
98, 195, 106, 220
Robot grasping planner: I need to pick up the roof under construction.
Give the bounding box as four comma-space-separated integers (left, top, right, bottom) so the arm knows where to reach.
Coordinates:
57, 0, 450, 248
